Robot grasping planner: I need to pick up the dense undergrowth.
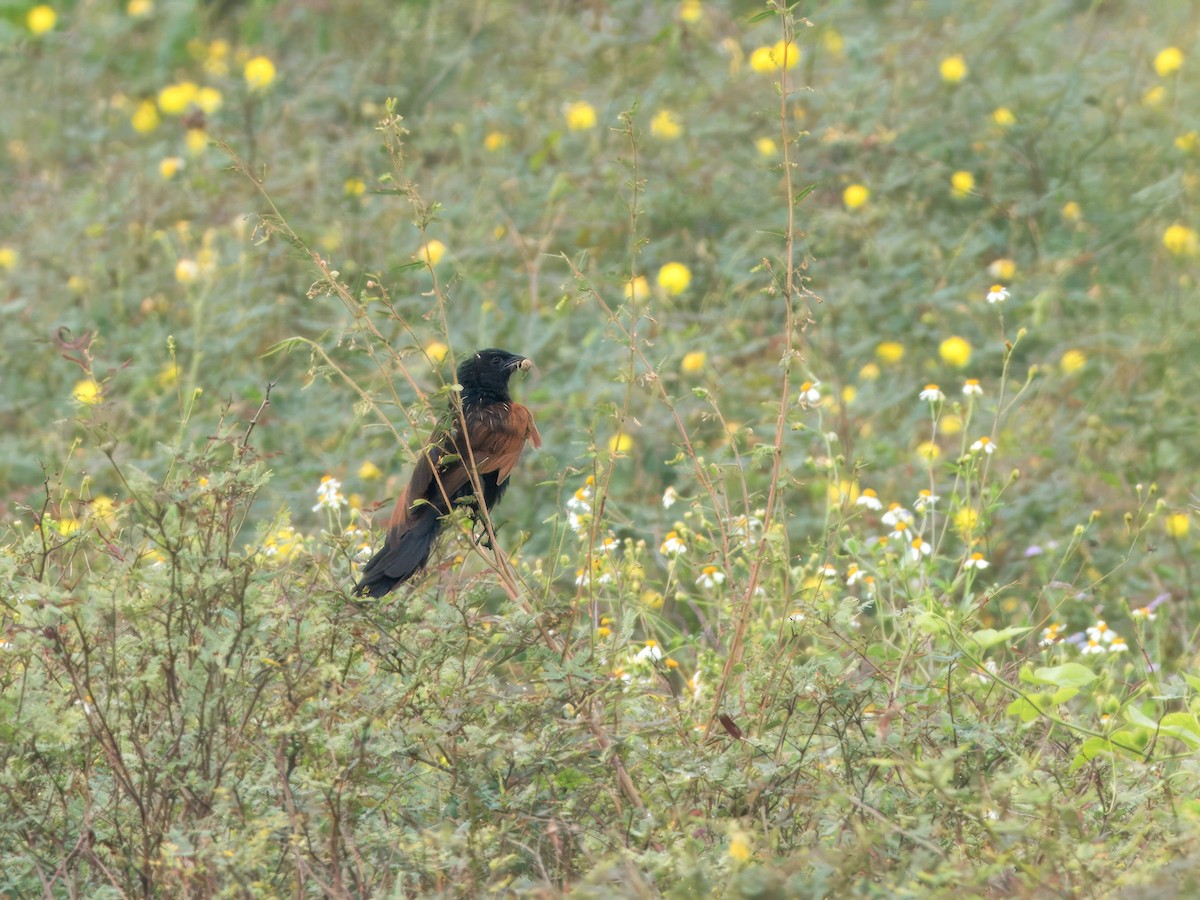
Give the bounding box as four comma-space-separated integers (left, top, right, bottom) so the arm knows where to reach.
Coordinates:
4, 0, 1200, 895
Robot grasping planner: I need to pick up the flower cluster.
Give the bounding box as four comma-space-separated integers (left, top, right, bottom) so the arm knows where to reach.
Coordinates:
851, 484, 987, 573
1079, 620, 1128, 655
566, 476, 595, 535
313, 475, 348, 512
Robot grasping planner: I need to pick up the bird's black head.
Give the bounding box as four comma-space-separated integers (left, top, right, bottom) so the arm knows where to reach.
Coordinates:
456, 348, 532, 405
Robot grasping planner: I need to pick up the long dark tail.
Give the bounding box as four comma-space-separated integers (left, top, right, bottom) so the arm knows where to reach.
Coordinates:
354, 507, 442, 598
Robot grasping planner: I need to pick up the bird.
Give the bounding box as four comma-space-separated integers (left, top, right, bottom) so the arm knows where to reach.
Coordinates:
354, 348, 541, 598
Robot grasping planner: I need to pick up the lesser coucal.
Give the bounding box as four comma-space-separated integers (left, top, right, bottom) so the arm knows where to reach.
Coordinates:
354, 348, 541, 598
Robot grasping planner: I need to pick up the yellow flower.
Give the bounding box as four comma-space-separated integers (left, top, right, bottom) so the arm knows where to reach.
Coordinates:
657, 261, 692, 295
841, 384, 856, 405
992, 106, 1016, 127
262, 524, 304, 561
90, 495, 118, 525
859, 362, 881, 380
157, 81, 198, 115
1143, 85, 1165, 108
749, 46, 777, 73
916, 440, 941, 461
875, 340, 904, 364
827, 479, 860, 509
424, 340, 450, 363
419, 239, 447, 266
159, 157, 184, 179
1165, 512, 1190, 539
358, 460, 382, 480
127, 0, 153, 15
67, 275, 88, 294
950, 171, 975, 198
0, 247, 17, 271
940, 54, 968, 83
565, 101, 597, 131
157, 363, 179, 389
185, 129, 209, 153
755, 136, 777, 157
650, 110, 683, 140
1155, 47, 1184, 77
1060, 349, 1087, 374
640, 589, 664, 609
772, 40, 800, 69
665, 657, 679, 669
608, 433, 633, 454
131, 99, 161, 133
939, 336, 972, 368
175, 259, 200, 284
57, 517, 81, 535
344, 177, 366, 196
244, 55, 276, 90
27, 5, 56, 34
677, 0, 702, 23
728, 836, 752, 862
843, 183, 870, 210
1163, 224, 1199, 256
823, 29, 844, 55
204, 39, 230, 76
195, 86, 223, 114
1177, 131, 1200, 153
940, 413, 963, 435
73, 378, 103, 406
954, 507, 979, 537
624, 275, 649, 300
484, 130, 508, 151
681, 351, 706, 373
988, 258, 1016, 281
1061, 200, 1082, 222
596, 626, 612, 638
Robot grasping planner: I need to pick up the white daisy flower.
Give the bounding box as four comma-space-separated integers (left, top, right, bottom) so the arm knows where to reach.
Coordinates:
970, 436, 996, 455
856, 489, 883, 510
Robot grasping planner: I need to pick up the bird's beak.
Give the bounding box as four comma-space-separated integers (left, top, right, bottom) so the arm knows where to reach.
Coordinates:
513, 357, 534, 373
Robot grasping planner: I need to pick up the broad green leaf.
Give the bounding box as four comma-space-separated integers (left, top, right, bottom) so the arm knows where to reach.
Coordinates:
1158, 712, 1200, 748
1007, 693, 1052, 723
1049, 687, 1079, 705
1025, 663, 1097, 689
968, 626, 1032, 651
1070, 737, 1115, 772
1109, 729, 1151, 754
914, 612, 948, 635
1125, 705, 1159, 730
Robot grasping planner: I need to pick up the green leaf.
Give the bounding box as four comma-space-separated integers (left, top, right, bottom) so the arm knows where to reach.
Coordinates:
1024, 663, 1097, 689
1110, 729, 1151, 754
260, 336, 314, 358
1006, 694, 1050, 723
968, 626, 1032, 651
1070, 737, 1115, 772
1124, 705, 1159, 730
388, 260, 425, 273
1158, 712, 1200, 748
553, 768, 587, 790
1049, 687, 1080, 705
913, 612, 948, 635
793, 183, 817, 206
